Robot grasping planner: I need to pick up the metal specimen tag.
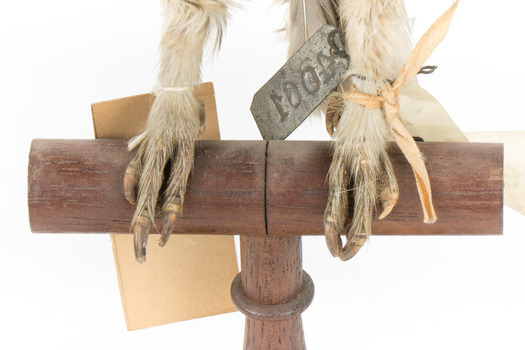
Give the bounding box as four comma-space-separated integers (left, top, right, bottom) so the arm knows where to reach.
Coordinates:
250, 25, 350, 140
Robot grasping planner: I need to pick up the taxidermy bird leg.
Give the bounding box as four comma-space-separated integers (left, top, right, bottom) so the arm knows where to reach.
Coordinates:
123, 0, 231, 263
324, 0, 411, 260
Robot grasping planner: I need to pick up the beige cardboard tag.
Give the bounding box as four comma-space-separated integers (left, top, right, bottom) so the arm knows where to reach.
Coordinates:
465, 131, 525, 216
398, 81, 468, 143
398, 81, 525, 216
92, 82, 239, 331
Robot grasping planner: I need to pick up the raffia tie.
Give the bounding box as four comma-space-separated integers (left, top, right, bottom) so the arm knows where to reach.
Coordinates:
343, 0, 460, 224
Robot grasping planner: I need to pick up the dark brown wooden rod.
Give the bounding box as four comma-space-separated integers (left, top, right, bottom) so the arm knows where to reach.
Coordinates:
28, 139, 503, 236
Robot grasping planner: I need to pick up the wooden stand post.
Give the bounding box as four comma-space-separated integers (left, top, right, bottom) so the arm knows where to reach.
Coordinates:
231, 236, 314, 349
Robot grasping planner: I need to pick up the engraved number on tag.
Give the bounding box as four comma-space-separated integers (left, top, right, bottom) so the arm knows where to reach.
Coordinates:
270, 52, 338, 123
250, 25, 350, 140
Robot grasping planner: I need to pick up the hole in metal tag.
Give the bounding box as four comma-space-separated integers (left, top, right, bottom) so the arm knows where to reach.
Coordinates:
250, 25, 350, 140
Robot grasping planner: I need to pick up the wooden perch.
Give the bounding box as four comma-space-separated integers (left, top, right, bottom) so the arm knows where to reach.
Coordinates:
28, 139, 503, 236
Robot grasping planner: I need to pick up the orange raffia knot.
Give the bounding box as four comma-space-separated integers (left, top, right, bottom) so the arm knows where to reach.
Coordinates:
342, 0, 460, 224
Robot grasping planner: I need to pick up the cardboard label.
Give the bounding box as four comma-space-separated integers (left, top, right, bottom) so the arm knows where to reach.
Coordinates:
398, 81, 468, 143
92, 82, 239, 331
465, 131, 525, 216
399, 82, 525, 216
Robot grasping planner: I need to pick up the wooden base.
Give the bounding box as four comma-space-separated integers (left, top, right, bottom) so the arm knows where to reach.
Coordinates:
231, 236, 314, 350
27, 138, 504, 348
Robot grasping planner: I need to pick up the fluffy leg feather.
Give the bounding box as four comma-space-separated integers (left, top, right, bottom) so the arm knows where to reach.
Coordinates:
324, 0, 411, 260
123, 0, 232, 263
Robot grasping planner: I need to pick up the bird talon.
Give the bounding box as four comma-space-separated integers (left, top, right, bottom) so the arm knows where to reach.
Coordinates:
159, 203, 181, 247
325, 93, 344, 136
133, 214, 152, 263
123, 162, 139, 204
378, 198, 397, 220
324, 220, 343, 258
323, 193, 346, 259
378, 187, 399, 220
340, 234, 368, 261
377, 157, 399, 220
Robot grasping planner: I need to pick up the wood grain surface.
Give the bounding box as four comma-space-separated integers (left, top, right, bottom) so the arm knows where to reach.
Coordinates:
28, 139, 503, 236
238, 236, 308, 350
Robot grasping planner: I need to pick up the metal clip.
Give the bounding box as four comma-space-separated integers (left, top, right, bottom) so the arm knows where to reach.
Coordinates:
418, 65, 438, 75
328, 29, 350, 60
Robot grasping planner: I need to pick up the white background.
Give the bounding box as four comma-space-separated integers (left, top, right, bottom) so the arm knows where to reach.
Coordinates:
2, 0, 525, 349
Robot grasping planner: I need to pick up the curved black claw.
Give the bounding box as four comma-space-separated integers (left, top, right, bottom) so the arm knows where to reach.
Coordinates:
133, 212, 152, 263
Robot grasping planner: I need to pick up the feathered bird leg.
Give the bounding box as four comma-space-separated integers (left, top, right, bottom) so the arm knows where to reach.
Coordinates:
123, 0, 232, 263
324, 0, 412, 260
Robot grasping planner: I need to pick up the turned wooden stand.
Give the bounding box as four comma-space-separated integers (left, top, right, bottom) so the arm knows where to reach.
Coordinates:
28, 140, 503, 349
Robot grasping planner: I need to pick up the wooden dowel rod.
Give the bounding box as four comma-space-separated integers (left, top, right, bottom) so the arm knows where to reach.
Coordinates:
28, 139, 503, 236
